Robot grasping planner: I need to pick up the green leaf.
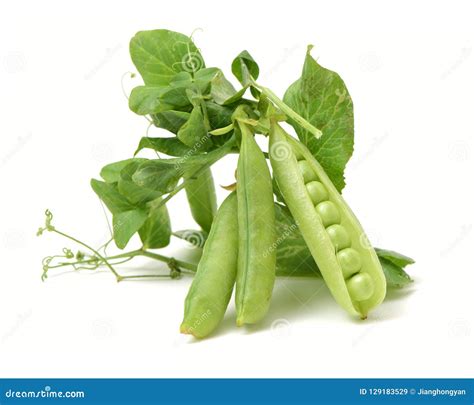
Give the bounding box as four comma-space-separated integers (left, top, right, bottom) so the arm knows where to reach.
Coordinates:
177, 106, 212, 150
231, 50, 259, 85
130, 30, 205, 86
113, 209, 148, 249
132, 137, 235, 192
210, 70, 239, 104
194, 67, 220, 94
160, 82, 194, 109
274, 203, 320, 277
100, 159, 146, 183
129, 86, 170, 115
90, 179, 134, 214
375, 248, 415, 268
283, 46, 354, 192
151, 110, 190, 134
139, 200, 171, 249
118, 160, 163, 205
205, 101, 234, 130
129, 82, 193, 116
132, 160, 183, 195
379, 257, 414, 288
135, 137, 193, 157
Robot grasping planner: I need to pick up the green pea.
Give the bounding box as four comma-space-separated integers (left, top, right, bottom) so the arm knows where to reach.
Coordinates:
337, 248, 362, 278
298, 160, 318, 183
306, 181, 329, 205
315, 201, 341, 227
346, 273, 375, 301
327, 224, 351, 251
235, 122, 276, 326
180, 192, 238, 338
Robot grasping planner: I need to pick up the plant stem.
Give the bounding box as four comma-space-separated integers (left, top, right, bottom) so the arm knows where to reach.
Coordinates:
46, 248, 197, 274
250, 79, 322, 139
51, 229, 122, 281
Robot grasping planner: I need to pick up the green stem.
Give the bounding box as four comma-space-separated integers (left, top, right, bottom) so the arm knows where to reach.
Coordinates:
46, 248, 197, 274
51, 229, 122, 281
118, 274, 174, 280
250, 79, 322, 139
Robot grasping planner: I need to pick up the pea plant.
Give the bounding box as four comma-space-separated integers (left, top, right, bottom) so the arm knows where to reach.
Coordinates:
39, 29, 414, 337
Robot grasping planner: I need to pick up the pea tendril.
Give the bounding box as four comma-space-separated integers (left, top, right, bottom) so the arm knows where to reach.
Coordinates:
37, 210, 197, 282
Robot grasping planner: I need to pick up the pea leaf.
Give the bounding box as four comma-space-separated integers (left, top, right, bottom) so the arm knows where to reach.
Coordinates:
379, 257, 413, 288
139, 200, 171, 249
274, 203, 320, 277
177, 106, 212, 150
151, 110, 190, 134
90, 179, 134, 214
194, 67, 220, 94
130, 30, 204, 86
205, 101, 234, 129
100, 158, 146, 183
135, 137, 193, 157
118, 160, 163, 205
132, 138, 235, 192
113, 209, 148, 249
129, 86, 170, 115
375, 248, 415, 268
210, 70, 239, 104
131, 160, 183, 195
283, 46, 354, 192
231, 50, 259, 85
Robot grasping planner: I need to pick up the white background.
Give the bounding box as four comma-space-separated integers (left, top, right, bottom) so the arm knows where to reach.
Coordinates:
1, 0, 473, 378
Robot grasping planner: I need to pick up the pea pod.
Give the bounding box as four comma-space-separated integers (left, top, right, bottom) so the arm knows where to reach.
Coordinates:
235, 123, 276, 326
184, 168, 217, 234
180, 192, 238, 338
269, 122, 386, 318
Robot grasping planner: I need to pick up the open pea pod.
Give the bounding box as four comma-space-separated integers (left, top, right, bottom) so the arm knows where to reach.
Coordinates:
269, 122, 386, 318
